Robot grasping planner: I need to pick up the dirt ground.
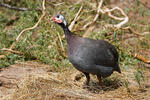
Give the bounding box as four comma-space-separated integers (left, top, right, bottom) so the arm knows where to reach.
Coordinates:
0, 61, 150, 100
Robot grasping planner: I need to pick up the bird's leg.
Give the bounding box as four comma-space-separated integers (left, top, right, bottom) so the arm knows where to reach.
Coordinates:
83, 72, 90, 85
0, 81, 2, 86
97, 75, 103, 88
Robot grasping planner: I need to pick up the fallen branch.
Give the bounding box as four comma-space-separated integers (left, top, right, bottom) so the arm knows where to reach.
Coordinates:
0, 2, 30, 11
104, 6, 129, 28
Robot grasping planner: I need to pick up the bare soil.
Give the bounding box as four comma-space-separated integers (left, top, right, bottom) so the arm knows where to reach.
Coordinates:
0, 61, 150, 100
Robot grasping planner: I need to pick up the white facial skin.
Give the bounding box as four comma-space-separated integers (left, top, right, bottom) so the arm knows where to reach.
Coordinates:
55, 14, 67, 26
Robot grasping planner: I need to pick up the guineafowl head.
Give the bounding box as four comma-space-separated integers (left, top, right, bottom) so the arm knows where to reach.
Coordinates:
52, 14, 67, 28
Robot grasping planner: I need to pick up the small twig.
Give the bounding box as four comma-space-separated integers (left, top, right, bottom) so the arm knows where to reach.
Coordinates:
42, 0, 46, 10
69, 5, 83, 31
0, 2, 30, 11
143, 32, 150, 35
134, 53, 150, 64
121, 26, 143, 36
103, 25, 146, 37
57, 32, 64, 51
94, 0, 103, 21
0, 48, 23, 55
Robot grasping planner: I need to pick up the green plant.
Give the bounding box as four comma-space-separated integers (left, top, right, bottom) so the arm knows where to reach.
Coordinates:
134, 69, 144, 85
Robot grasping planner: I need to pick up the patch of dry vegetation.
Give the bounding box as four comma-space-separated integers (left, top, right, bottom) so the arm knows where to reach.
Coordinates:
0, 62, 149, 100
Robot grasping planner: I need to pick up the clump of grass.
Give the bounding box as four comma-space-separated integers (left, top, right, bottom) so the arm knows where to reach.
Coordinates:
0, 54, 23, 68
134, 69, 144, 86
122, 79, 130, 93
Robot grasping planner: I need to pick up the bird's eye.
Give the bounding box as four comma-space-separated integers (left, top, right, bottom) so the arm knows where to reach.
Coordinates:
56, 15, 60, 18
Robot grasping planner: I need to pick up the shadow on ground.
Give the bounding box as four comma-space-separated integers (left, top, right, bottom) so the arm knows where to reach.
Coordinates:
82, 78, 122, 93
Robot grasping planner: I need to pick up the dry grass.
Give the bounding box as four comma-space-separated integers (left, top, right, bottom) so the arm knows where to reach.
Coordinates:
0, 62, 149, 100
2, 65, 95, 100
